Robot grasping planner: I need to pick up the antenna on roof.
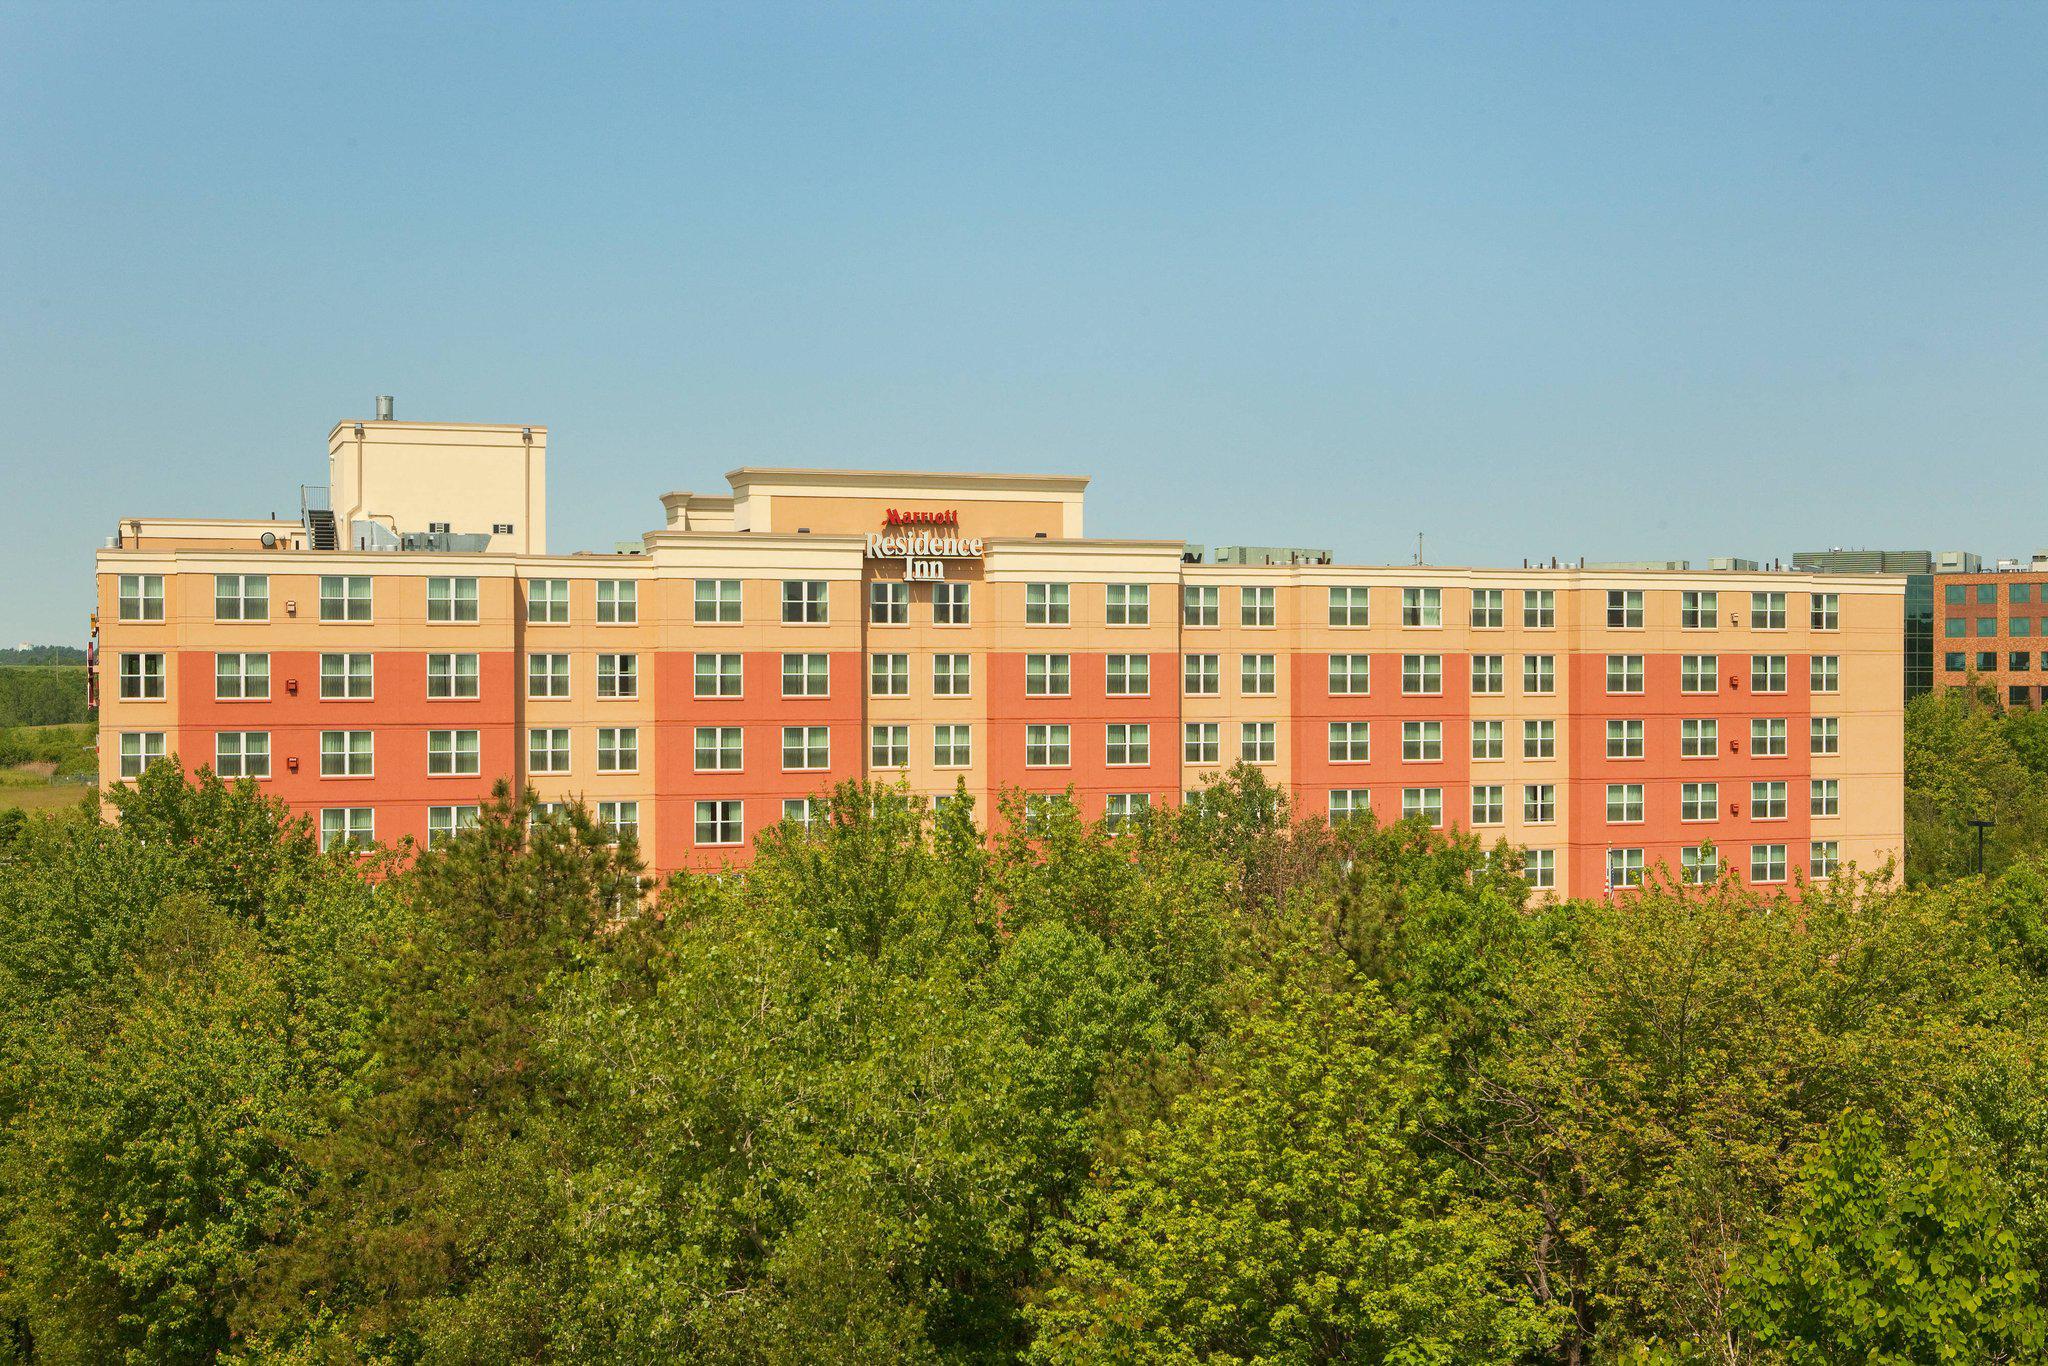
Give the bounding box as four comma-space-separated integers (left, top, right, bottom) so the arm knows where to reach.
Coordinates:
1414, 532, 1425, 566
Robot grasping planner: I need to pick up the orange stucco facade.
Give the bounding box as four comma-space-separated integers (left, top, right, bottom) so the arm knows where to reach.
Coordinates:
95, 415, 1907, 896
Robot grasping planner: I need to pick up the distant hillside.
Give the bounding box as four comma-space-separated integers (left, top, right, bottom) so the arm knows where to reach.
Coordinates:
0, 665, 89, 727
0, 645, 87, 665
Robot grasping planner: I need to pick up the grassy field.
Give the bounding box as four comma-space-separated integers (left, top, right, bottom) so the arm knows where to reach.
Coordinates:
0, 722, 98, 815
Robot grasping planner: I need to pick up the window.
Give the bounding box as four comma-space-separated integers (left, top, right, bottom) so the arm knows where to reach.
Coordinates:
1523, 784, 1556, 823
428, 729, 481, 776
528, 653, 570, 698
1402, 787, 1443, 826
1028, 582, 1072, 626
933, 724, 972, 768
1811, 717, 1840, 755
320, 808, 374, 852
595, 580, 637, 624
1977, 584, 1997, 605
118, 652, 166, 701
1750, 843, 1787, 884
1403, 654, 1443, 695
1606, 719, 1644, 759
1184, 722, 1220, 764
1471, 588, 1504, 628
1681, 654, 1718, 694
782, 798, 821, 831
1524, 849, 1556, 889
933, 582, 970, 625
1977, 618, 1998, 637
1023, 793, 1071, 834
1402, 587, 1442, 627
1751, 718, 1789, 757
1811, 841, 1839, 879
214, 652, 269, 700
597, 727, 638, 773
783, 580, 829, 624
118, 731, 165, 778
320, 575, 372, 622
1104, 793, 1151, 832
597, 802, 637, 844
695, 800, 743, 846
1471, 719, 1503, 760
933, 653, 971, 696
1241, 722, 1276, 764
320, 653, 373, 700
2016, 584, 2037, 605
1751, 781, 1788, 820
584, 653, 634, 700
1810, 655, 1839, 693
1944, 584, 1965, 605
1682, 718, 1719, 758
1681, 782, 1718, 822
1240, 654, 1276, 696
1106, 583, 1150, 626
869, 581, 909, 625
1979, 651, 2000, 671
428, 805, 480, 846
1523, 589, 1555, 628
2014, 686, 2035, 706
1401, 721, 1442, 762
782, 653, 830, 697
694, 726, 743, 772
1606, 783, 1643, 823
1607, 589, 1644, 629
1811, 592, 1840, 630
1523, 720, 1556, 759
1608, 848, 1645, 889
320, 730, 374, 777
1751, 655, 1788, 693
1328, 586, 1370, 627
1329, 721, 1371, 763
1181, 585, 1217, 627
117, 573, 164, 621
695, 578, 741, 623
214, 573, 267, 621
1944, 620, 1966, 640
430, 653, 480, 699
2017, 653, 2037, 673
870, 653, 910, 697
428, 576, 479, 622
1471, 785, 1504, 825
1945, 652, 1967, 670
528, 728, 570, 773
1025, 724, 1070, 767
1523, 654, 1556, 695
1751, 591, 1787, 630
1329, 789, 1372, 822
1026, 653, 1071, 697
1184, 654, 1220, 696
1106, 723, 1150, 766
1811, 779, 1839, 817
1605, 654, 1643, 694
526, 579, 567, 624
783, 726, 831, 771
1681, 590, 1718, 629
214, 731, 269, 780
1106, 653, 1150, 696
1682, 846, 1719, 885
1471, 654, 1504, 695
1240, 586, 1276, 627
1329, 654, 1370, 695
695, 653, 742, 698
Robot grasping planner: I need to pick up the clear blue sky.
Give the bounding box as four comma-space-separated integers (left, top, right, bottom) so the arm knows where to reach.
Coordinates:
4, 3, 2044, 645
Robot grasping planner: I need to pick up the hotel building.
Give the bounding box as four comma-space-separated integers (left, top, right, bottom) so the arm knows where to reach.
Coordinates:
94, 408, 1907, 897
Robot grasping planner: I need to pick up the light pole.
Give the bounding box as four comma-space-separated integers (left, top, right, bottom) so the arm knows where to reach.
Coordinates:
1969, 817, 1996, 875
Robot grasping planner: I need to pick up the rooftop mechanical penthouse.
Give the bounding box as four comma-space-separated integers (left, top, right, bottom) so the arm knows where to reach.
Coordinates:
94, 405, 1907, 897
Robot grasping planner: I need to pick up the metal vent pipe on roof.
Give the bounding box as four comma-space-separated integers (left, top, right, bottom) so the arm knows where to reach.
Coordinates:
374, 395, 394, 421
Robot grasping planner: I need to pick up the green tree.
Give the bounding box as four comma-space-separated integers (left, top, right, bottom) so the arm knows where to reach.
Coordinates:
1731, 1111, 2047, 1363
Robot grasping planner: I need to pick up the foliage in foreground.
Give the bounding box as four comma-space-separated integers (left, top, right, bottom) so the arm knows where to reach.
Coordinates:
5, 762, 2048, 1363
